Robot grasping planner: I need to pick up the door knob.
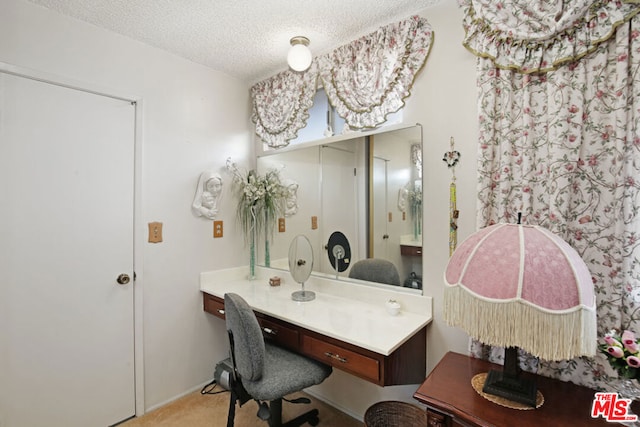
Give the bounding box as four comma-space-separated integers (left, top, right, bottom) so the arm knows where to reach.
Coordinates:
116, 273, 131, 285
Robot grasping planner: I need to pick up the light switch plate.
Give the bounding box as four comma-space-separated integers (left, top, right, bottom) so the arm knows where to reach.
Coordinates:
311, 216, 318, 230
148, 222, 163, 243
213, 220, 223, 238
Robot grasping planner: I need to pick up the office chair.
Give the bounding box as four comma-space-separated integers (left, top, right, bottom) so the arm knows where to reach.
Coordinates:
348, 258, 401, 286
224, 293, 332, 427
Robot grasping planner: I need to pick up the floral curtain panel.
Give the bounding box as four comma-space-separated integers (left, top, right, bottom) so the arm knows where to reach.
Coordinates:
318, 15, 433, 130
464, 0, 640, 392
251, 15, 433, 148
250, 63, 318, 149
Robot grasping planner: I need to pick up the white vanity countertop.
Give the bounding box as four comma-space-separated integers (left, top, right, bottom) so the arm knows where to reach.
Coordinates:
200, 266, 433, 356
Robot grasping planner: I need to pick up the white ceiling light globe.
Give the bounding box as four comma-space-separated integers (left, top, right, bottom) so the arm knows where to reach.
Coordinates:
287, 37, 312, 72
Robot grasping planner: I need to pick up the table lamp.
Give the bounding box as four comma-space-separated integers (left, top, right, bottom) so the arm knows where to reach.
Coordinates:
443, 219, 597, 407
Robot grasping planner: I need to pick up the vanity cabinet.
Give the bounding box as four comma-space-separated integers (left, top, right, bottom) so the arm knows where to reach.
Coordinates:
203, 293, 426, 386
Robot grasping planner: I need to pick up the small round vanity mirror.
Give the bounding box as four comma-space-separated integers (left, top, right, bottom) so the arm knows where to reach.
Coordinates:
289, 235, 315, 302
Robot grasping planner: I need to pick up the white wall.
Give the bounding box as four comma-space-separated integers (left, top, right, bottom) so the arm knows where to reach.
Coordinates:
1, 0, 252, 412
1, 0, 476, 420
405, 0, 476, 371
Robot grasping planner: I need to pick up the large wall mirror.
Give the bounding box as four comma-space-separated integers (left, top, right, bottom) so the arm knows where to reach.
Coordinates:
257, 124, 423, 294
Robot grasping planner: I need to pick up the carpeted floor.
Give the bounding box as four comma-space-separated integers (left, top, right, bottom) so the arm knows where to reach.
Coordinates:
121, 387, 363, 427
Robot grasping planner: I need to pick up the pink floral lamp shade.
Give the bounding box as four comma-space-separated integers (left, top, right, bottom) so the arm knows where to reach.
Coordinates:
444, 223, 597, 361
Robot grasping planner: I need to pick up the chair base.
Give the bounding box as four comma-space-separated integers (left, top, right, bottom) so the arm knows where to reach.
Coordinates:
227, 394, 320, 427
268, 398, 319, 427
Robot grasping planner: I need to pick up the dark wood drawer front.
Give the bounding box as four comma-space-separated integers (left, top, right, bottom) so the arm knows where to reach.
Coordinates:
256, 315, 300, 352
401, 245, 422, 256
203, 294, 226, 319
302, 335, 380, 383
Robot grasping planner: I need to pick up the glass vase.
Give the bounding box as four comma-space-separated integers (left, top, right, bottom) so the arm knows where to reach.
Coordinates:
248, 207, 256, 280
264, 211, 270, 268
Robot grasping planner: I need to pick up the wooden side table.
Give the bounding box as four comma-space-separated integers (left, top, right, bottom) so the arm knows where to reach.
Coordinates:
414, 351, 619, 427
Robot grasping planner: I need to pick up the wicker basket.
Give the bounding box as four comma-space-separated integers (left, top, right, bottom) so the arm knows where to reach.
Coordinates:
364, 401, 427, 427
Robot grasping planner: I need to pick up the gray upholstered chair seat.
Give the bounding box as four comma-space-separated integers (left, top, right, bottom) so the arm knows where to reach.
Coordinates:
243, 342, 332, 401
348, 258, 400, 286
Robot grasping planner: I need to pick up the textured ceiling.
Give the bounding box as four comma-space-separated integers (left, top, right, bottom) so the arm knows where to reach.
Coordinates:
27, 0, 444, 84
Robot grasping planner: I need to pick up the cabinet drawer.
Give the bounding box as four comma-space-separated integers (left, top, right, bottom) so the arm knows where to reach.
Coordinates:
203, 294, 226, 319
302, 335, 380, 383
256, 315, 300, 352
401, 245, 422, 256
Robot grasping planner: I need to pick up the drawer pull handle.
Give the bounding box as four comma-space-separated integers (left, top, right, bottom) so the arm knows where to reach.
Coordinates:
324, 351, 347, 363
262, 327, 277, 336
217, 309, 225, 315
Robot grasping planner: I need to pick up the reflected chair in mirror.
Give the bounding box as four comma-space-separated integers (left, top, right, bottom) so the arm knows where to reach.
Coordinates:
348, 258, 401, 286
224, 293, 332, 427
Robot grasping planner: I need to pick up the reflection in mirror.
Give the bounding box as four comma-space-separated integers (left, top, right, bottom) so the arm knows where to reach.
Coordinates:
257, 124, 423, 294
327, 231, 351, 279
289, 234, 315, 302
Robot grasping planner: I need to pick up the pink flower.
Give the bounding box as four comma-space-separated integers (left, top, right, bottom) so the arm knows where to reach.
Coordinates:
623, 330, 636, 345
578, 215, 591, 224
605, 335, 622, 347
622, 331, 638, 353
608, 346, 624, 358
627, 356, 640, 368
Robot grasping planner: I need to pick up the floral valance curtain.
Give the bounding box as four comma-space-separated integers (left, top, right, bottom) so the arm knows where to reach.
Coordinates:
461, 0, 640, 393
460, 0, 640, 73
318, 15, 433, 130
250, 63, 318, 149
250, 15, 434, 148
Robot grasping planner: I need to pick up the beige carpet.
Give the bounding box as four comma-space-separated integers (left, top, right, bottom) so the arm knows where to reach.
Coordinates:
122, 388, 364, 427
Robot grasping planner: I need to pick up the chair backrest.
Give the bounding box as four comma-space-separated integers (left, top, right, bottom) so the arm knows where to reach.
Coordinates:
348, 258, 400, 286
224, 293, 265, 381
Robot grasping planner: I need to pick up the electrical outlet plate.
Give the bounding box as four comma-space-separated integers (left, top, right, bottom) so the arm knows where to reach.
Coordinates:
213, 220, 223, 238
278, 217, 285, 232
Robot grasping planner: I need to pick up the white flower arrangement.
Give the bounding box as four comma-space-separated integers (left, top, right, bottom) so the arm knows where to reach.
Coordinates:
226, 158, 286, 243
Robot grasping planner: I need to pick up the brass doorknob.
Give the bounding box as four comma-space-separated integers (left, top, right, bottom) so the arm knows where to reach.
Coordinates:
116, 273, 131, 285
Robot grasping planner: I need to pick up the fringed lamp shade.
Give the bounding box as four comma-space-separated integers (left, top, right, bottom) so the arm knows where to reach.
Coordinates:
444, 223, 597, 361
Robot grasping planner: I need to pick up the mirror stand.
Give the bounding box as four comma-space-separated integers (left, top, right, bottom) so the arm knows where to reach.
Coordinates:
292, 284, 315, 302
289, 235, 316, 302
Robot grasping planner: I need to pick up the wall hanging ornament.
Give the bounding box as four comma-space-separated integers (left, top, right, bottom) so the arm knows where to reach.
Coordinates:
443, 137, 460, 257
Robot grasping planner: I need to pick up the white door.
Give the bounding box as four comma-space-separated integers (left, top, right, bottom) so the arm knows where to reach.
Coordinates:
372, 156, 388, 259
0, 72, 136, 427
320, 145, 357, 275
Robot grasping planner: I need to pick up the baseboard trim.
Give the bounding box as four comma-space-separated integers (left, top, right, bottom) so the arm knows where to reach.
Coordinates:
143, 380, 215, 414
304, 388, 364, 423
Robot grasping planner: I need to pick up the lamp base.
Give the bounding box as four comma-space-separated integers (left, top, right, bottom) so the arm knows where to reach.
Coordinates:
482, 369, 537, 408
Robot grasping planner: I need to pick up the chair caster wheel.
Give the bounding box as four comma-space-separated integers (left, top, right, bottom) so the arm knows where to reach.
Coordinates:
308, 416, 319, 426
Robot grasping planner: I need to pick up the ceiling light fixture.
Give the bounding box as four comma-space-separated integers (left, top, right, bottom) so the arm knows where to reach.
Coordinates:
287, 36, 312, 72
